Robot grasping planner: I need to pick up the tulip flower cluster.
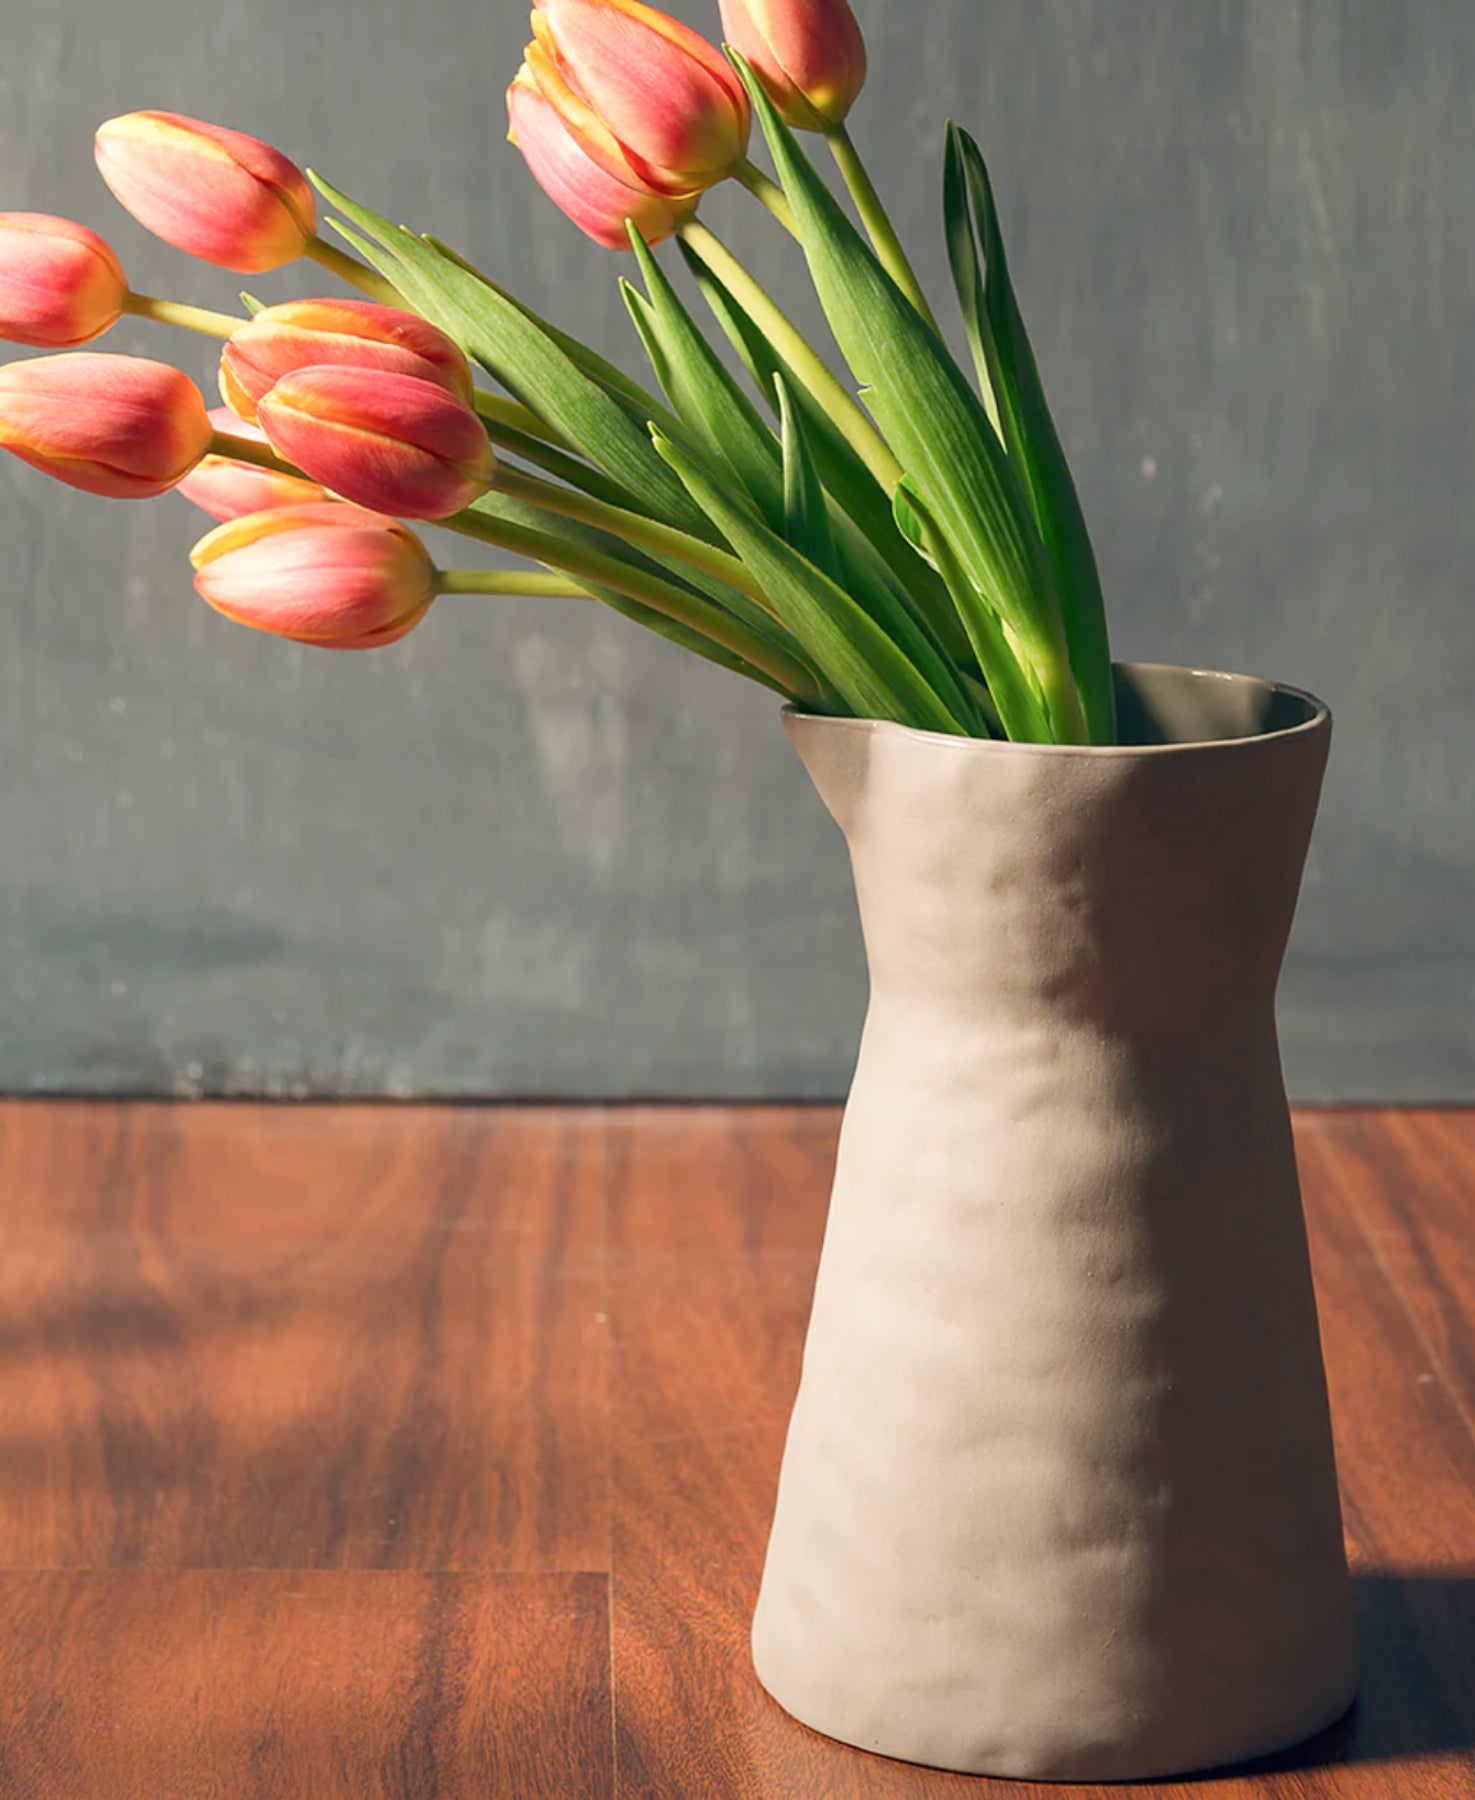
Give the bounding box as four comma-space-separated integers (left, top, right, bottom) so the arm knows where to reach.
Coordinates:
0, 0, 1118, 739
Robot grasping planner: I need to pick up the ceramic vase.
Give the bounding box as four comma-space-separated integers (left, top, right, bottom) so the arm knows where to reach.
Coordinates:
752, 663, 1358, 1781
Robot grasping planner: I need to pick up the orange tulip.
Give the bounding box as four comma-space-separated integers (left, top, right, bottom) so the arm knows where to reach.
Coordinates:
219, 299, 474, 424
256, 366, 494, 520
507, 68, 698, 248
0, 213, 128, 349
191, 502, 435, 648
719, 0, 867, 130
0, 353, 212, 498
95, 112, 314, 274
520, 0, 748, 197
176, 408, 328, 521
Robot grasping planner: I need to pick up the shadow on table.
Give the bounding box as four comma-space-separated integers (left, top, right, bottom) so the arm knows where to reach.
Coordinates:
1206, 1571, 1475, 1779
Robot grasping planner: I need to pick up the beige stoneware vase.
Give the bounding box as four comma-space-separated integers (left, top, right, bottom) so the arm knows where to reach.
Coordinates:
752, 663, 1358, 1782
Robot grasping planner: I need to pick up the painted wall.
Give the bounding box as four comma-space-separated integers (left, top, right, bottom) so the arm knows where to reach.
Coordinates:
2, 1, 1470, 1099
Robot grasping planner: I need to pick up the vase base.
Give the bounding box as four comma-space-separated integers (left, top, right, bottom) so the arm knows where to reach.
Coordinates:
753, 1642, 1360, 1784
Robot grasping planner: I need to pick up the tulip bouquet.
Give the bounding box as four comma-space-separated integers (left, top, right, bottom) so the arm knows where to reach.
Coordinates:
0, 0, 1117, 743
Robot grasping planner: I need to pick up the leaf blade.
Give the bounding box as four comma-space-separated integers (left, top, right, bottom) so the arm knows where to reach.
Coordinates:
653, 433, 971, 735
944, 125, 1116, 742
730, 57, 1084, 743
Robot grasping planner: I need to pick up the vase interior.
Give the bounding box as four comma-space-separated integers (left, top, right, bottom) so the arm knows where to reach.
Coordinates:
1112, 662, 1322, 747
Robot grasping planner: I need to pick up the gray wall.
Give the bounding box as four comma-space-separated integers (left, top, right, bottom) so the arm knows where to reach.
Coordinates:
1, 1, 1471, 1101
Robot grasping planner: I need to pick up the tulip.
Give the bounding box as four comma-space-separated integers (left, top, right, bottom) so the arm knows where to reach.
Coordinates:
94, 112, 314, 274
520, 0, 748, 197
719, 0, 866, 130
507, 68, 698, 248
176, 408, 327, 521
0, 213, 128, 348
256, 366, 494, 520
0, 353, 212, 498
191, 502, 435, 648
218, 298, 473, 424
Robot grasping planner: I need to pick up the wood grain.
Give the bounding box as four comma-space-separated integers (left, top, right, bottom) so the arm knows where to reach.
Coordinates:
0, 1103, 608, 1570
0, 1571, 613, 1800
0, 1101, 1472, 1796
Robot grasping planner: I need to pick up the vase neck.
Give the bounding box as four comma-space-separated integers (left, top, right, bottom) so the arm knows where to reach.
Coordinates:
787, 704, 1330, 1036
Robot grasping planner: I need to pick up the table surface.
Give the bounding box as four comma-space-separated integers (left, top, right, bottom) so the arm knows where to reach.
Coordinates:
0, 1102, 1471, 1798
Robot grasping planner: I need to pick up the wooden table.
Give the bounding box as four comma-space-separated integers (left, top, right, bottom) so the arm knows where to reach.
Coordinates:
0, 1103, 1470, 1797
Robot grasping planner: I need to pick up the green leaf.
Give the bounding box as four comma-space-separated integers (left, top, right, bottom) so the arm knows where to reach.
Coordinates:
678, 234, 976, 665
467, 485, 807, 669
625, 235, 976, 715
653, 432, 972, 735
776, 373, 836, 579
730, 57, 1085, 744
311, 175, 709, 538
944, 124, 1115, 743
464, 486, 817, 697
893, 481, 1049, 742
420, 233, 686, 436
623, 227, 787, 531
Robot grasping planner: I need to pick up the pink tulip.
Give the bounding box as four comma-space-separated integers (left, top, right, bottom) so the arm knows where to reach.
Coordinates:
719, 0, 867, 130
94, 112, 314, 274
218, 299, 474, 424
191, 502, 435, 649
507, 69, 698, 249
521, 0, 748, 196
0, 353, 212, 498
176, 408, 327, 521
256, 366, 494, 520
0, 213, 128, 348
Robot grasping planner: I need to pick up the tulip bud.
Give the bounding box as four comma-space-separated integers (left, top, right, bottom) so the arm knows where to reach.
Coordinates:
218, 299, 474, 425
507, 68, 698, 249
0, 353, 212, 499
176, 408, 327, 521
519, 0, 748, 197
191, 502, 435, 649
256, 366, 494, 520
0, 213, 128, 348
94, 111, 314, 274
719, 0, 867, 130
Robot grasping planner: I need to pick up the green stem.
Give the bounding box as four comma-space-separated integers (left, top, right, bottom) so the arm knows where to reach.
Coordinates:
732, 157, 798, 237
209, 430, 294, 472
491, 465, 776, 618
441, 506, 819, 702
676, 219, 902, 493
1035, 645, 1090, 745
304, 233, 402, 304
122, 292, 241, 340
824, 123, 941, 335
199, 432, 815, 699
434, 569, 588, 598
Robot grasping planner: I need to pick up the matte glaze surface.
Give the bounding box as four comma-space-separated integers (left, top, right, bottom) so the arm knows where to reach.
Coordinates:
752, 666, 1358, 1780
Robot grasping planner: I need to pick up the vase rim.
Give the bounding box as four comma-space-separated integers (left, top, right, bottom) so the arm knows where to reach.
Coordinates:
783, 662, 1330, 759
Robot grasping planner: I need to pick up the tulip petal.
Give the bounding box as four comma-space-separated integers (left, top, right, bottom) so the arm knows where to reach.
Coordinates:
191, 501, 434, 646
718, 0, 866, 129
508, 77, 696, 250
177, 457, 326, 521
219, 297, 473, 422
533, 0, 748, 187
0, 213, 128, 349
0, 353, 212, 498
95, 112, 314, 274
256, 366, 494, 519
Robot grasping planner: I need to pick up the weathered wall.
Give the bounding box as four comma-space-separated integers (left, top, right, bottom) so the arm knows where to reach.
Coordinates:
1, 1, 1470, 1098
